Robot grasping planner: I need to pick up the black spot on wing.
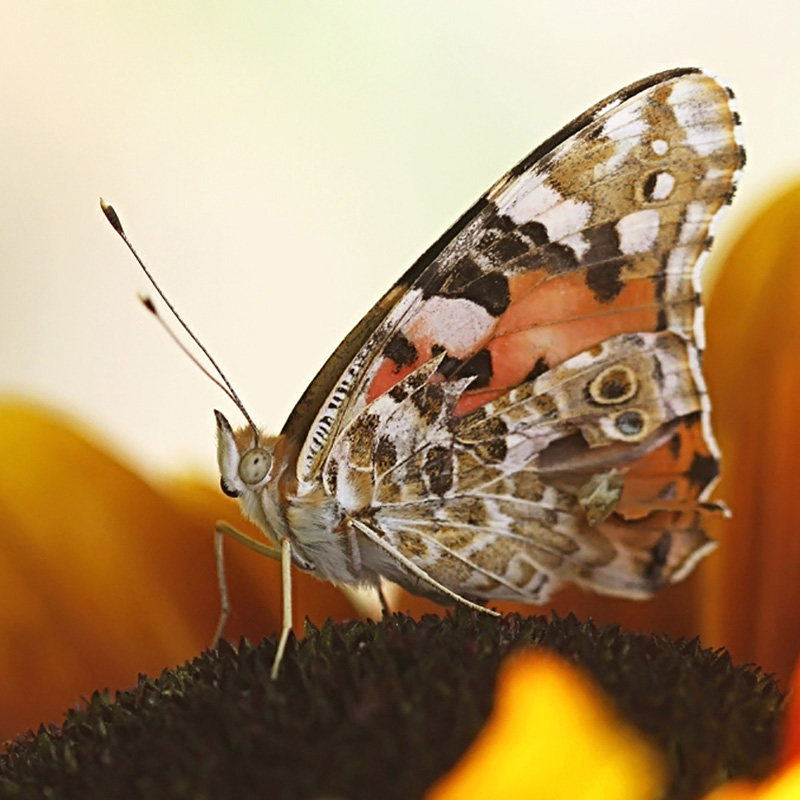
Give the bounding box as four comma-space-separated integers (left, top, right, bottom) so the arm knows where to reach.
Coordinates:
525, 357, 549, 382
433, 346, 494, 390
478, 435, 508, 464
487, 233, 529, 263
374, 435, 398, 475
424, 445, 453, 496
389, 384, 409, 403
687, 451, 719, 489
518, 220, 550, 246
585, 122, 603, 141
652, 262, 668, 331
644, 533, 672, 583
411, 383, 446, 426
384, 332, 418, 369
581, 224, 627, 302
458, 413, 509, 464
529, 242, 579, 274
643, 172, 659, 202
463, 273, 511, 316
585, 262, 624, 303
484, 209, 516, 232
653, 257, 667, 299
582, 222, 626, 303
651, 353, 665, 387
431, 345, 463, 380
423, 256, 480, 298
584, 222, 621, 262
423, 255, 511, 317
458, 349, 494, 389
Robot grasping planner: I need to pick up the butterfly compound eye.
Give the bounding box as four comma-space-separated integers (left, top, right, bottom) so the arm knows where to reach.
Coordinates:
238, 448, 272, 485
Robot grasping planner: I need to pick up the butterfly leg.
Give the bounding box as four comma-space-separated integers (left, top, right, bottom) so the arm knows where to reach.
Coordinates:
350, 518, 501, 618
271, 537, 293, 680
377, 580, 391, 617
212, 520, 282, 647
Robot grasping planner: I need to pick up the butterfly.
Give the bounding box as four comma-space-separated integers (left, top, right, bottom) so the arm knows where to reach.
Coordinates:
104, 67, 744, 679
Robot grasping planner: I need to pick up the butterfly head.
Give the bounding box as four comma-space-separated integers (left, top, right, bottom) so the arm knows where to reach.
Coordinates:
214, 410, 274, 496
214, 409, 290, 541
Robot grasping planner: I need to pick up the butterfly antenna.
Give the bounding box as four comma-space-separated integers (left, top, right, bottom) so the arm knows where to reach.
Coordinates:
100, 198, 260, 442
137, 294, 241, 404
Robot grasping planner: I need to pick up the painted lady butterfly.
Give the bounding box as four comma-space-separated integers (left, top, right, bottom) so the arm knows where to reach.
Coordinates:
105, 67, 744, 678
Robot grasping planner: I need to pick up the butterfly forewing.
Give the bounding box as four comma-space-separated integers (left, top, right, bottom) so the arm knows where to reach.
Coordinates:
287, 68, 742, 605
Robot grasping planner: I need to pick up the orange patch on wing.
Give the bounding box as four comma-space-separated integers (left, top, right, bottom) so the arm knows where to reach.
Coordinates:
366, 269, 661, 417
454, 389, 507, 416
500, 271, 658, 333
365, 344, 432, 405
618, 417, 716, 516
470, 271, 659, 401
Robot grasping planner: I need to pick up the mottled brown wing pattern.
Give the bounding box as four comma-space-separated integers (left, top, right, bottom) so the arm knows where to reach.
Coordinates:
294, 68, 742, 604
327, 331, 715, 601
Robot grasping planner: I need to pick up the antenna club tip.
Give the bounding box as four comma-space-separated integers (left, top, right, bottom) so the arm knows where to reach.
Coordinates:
138, 293, 157, 314
100, 197, 125, 235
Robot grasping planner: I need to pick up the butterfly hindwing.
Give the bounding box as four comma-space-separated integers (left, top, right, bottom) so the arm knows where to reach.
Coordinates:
291, 68, 742, 603
326, 330, 714, 601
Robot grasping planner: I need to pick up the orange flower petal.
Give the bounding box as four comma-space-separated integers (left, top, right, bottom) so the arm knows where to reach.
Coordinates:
425, 651, 665, 800
703, 182, 800, 687
702, 763, 800, 800
0, 401, 356, 743
780, 657, 800, 766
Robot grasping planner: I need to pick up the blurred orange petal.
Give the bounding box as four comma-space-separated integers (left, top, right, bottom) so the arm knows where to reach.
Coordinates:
781, 659, 800, 766
425, 651, 665, 800
0, 400, 355, 743
702, 765, 800, 800
703, 182, 800, 686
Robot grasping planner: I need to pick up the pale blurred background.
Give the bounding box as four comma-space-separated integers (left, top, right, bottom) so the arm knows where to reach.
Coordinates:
2, 1, 798, 478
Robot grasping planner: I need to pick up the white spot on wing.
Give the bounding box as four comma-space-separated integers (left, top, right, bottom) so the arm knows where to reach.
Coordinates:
678, 201, 708, 245
501, 181, 592, 253
616, 209, 660, 255
650, 172, 675, 200
684, 124, 729, 156
693, 302, 707, 351
651, 139, 668, 155
592, 100, 649, 177
561, 231, 590, 260
601, 101, 648, 141
503, 182, 560, 221
535, 198, 592, 242
668, 75, 708, 116
596, 97, 622, 117
404, 296, 495, 359
669, 76, 730, 156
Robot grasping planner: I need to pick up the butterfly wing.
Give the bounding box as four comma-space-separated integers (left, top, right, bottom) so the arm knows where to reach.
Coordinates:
290, 68, 742, 602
